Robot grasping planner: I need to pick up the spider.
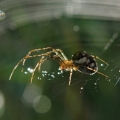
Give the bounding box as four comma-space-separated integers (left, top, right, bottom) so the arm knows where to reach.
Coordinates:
9, 47, 109, 85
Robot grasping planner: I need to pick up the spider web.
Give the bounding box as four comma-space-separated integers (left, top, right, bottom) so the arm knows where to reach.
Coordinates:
20, 33, 120, 105
19, 43, 120, 112
22, 59, 119, 100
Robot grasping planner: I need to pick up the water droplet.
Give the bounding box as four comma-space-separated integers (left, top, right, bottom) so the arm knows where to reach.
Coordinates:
101, 64, 104, 66
42, 71, 48, 73
51, 75, 55, 78
27, 68, 34, 73
94, 83, 97, 85
24, 71, 28, 74
57, 70, 63, 75
58, 67, 61, 70
38, 77, 41, 80
81, 87, 83, 89
57, 72, 61, 74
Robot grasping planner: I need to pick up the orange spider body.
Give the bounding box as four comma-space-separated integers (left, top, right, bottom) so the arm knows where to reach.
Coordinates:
59, 60, 78, 71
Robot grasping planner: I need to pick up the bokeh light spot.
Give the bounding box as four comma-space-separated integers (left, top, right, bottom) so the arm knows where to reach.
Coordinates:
33, 95, 51, 113
73, 25, 79, 32
22, 84, 42, 107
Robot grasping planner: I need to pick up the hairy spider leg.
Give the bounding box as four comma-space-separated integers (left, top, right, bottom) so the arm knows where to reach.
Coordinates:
69, 69, 73, 85
55, 49, 68, 60
23, 47, 66, 66
91, 55, 109, 78
30, 56, 48, 83
30, 52, 68, 83
91, 55, 109, 66
27, 47, 53, 56
26, 47, 65, 59
9, 58, 25, 80
22, 47, 53, 66
50, 55, 64, 63
87, 67, 108, 78
9, 51, 56, 80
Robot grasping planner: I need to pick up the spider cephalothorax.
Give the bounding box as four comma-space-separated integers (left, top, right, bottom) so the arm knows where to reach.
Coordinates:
9, 47, 109, 85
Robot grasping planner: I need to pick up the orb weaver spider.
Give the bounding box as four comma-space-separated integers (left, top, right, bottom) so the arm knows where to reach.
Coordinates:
9, 47, 109, 85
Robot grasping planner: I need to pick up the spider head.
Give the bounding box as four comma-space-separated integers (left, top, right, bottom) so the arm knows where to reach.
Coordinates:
72, 51, 98, 75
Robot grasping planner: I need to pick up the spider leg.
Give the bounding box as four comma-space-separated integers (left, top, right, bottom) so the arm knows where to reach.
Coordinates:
50, 55, 64, 63
27, 47, 53, 56
38, 61, 42, 72
55, 49, 68, 60
87, 67, 109, 78
9, 47, 67, 81
49, 51, 74, 85
69, 69, 73, 85
24, 51, 56, 64
97, 71, 108, 78
90, 55, 109, 78
9, 51, 54, 80
22, 51, 53, 66
30, 61, 40, 83
51, 49, 69, 69
22, 47, 53, 66
9, 58, 25, 80
30, 56, 48, 83
22, 47, 65, 66
91, 55, 109, 66
30, 54, 66, 83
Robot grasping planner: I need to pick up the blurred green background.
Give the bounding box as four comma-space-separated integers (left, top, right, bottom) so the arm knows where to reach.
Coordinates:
0, 1, 120, 120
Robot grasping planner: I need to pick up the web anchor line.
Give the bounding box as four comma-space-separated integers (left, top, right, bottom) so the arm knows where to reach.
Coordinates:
115, 77, 120, 86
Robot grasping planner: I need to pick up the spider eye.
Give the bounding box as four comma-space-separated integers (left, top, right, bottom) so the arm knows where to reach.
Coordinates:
72, 51, 98, 75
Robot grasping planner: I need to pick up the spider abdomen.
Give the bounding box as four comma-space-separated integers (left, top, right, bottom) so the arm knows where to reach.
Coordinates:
72, 51, 98, 75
